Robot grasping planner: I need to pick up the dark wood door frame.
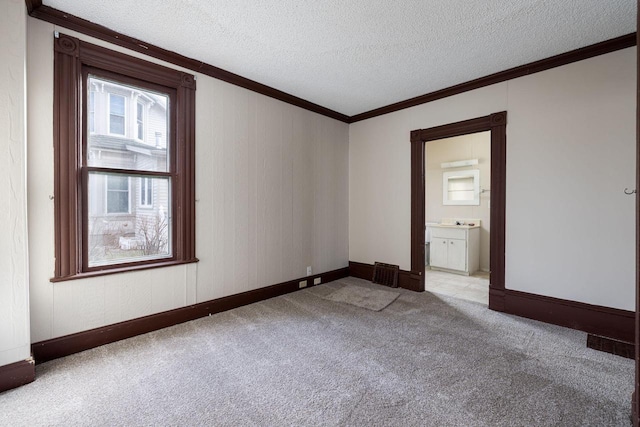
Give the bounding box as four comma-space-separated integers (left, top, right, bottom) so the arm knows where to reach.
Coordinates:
410, 112, 507, 310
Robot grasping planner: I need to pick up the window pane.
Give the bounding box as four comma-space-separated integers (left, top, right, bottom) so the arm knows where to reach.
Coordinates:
146, 180, 152, 204
106, 175, 129, 214
89, 91, 95, 133
109, 115, 125, 135
87, 76, 169, 172
109, 94, 125, 135
139, 177, 153, 207
88, 173, 171, 267
107, 174, 129, 191
107, 190, 129, 214
137, 102, 144, 140
110, 95, 124, 115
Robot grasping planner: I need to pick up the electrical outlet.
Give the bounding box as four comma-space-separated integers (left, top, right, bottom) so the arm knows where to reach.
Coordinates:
314, 277, 321, 285
299, 280, 307, 288
306, 266, 312, 276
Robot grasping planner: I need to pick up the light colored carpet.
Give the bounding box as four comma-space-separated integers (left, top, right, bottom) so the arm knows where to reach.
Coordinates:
0, 277, 634, 426
323, 283, 400, 311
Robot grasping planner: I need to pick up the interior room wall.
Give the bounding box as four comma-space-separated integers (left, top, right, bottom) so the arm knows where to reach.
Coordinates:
0, 0, 30, 367
27, 18, 349, 342
349, 47, 635, 311
425, 132, 491, 271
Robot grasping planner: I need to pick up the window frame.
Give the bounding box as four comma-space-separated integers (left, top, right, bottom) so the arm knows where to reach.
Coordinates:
52, 33, 197, 281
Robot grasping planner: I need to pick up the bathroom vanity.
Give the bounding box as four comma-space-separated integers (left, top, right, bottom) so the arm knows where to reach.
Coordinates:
427, 224, 480, 275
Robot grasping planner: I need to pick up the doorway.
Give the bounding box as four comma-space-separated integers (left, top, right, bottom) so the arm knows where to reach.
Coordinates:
424, 131, 491, 304
410, 112, 506, 311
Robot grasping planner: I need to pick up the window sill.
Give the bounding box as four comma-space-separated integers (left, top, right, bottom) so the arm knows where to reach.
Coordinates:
50, 258, 199, 283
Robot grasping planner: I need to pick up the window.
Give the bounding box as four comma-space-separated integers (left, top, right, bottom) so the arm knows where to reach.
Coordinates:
442, 169, 480, 206
53, 33, 197, 280
89, 90, 95, 133
106, 175, 130, 214
87, 76, 171, 267
136, 101, 144, 140
109, 93, 126, 135
140, 177, 153, 207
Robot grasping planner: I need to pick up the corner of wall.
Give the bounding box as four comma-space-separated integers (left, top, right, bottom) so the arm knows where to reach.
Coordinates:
0, 0, 32, 372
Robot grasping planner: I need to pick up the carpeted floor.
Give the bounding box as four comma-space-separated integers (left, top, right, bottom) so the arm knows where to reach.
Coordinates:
323, 283, 399, 311
0, 277, 634, 426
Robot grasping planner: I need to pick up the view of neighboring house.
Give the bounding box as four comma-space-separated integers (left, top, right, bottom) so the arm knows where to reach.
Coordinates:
86, 76, 171, 266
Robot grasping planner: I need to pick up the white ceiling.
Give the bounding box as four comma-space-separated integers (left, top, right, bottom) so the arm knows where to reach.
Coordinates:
43, 0, 637, 117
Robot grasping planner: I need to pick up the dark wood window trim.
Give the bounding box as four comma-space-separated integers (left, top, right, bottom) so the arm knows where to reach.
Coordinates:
53, 33, 197, 282
410, 112, 507, 311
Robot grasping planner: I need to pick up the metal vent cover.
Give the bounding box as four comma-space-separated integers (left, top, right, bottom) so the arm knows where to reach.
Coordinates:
372, 262, 399, 288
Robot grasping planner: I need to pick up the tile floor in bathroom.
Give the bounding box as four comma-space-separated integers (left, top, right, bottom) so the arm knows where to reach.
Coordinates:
424, 268, 489, 304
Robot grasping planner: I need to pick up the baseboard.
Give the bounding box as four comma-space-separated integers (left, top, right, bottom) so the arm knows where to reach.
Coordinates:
0, 358, 35, 393
350, 262, 633, 342
488, 287, 505, 311
31, 267, 349, 364
349, 260, 633, 342
348, 261, 420, 291
587, 334, 634, 359
498, 289, 634, 343
633, 391, 638, 427
348, 261, 376, 282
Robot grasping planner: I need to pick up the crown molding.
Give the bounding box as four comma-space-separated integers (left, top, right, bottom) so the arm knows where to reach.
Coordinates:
26, 2, 636, 125
25, 0, 42, 14
349, 33, 636, 123
28, 3, 350, 123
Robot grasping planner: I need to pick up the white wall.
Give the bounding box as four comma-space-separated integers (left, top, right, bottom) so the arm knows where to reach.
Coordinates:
27, 18, 349, 342
0, 0, 30, 366
350, 47, 636, 311
426, 132, 491, 271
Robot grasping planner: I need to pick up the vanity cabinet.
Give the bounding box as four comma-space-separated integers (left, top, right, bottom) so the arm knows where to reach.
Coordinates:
428, 226, 480, 275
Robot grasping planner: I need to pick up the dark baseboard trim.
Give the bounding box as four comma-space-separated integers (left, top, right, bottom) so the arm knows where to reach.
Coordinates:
633, 391, 638, 427
350, 33, 636, 122
348, 261, 421, 292
350, 261, 633, 342
587, 334, 634, 359
488, 287, 505, 311
0, 358, 35, 393
495, 289, 635, 343
31, 267, 349, 364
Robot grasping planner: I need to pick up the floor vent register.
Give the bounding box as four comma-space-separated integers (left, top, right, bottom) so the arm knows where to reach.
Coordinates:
372, 262, 399, 288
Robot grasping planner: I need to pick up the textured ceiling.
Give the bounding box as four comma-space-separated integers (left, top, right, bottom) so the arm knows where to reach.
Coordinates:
43, 0, 636, 116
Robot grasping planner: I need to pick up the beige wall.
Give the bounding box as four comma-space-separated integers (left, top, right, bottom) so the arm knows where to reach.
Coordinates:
18, 16, 638, 342
350, 47, 636, 311
426, 132, 491, 271
0, 0, 30, 366
27, 18, 349, 342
